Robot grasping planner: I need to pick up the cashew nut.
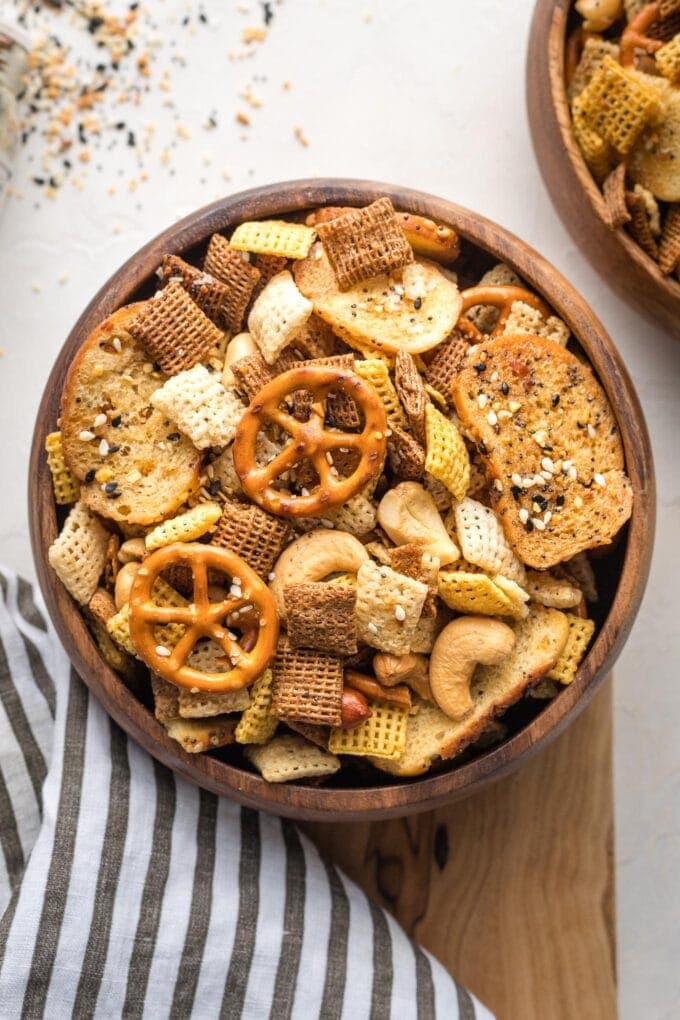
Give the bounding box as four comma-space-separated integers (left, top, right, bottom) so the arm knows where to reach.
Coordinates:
117, 537, 147, 564
114, 561, 141, 610
575, 0, 622, 31
429, 616, 516, 720
222, 332, 257, 388
377, 482, 459, 565
269, 529, 369, 618
373, 652, 432, 702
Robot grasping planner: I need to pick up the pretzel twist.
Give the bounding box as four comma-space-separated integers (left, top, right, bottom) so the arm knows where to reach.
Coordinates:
620, 3, 663, 66
456, 285, 553, 342
233, 365, 387, 518
128, 543, 279, 692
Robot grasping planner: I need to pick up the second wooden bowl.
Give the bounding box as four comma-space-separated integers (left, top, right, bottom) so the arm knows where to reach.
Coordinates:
527, 0, 680, 340
29, 179, 655, 821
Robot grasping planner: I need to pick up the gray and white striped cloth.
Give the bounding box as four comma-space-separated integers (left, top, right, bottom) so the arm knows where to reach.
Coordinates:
0, 567, 493, 1019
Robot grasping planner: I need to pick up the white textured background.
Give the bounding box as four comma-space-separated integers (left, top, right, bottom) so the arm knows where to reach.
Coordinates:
0, 1, 678, 1016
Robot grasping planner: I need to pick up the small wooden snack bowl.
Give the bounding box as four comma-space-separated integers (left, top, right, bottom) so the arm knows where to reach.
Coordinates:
29, 179, 655, 821
527, 0, 680, 341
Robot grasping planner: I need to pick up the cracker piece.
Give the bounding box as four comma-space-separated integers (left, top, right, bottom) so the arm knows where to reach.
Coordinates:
388, 543, 440, 617
247, 271, 313, 364
409, 611, 441, 654
88, 587, 117, 626
423, 331, 468, 407
283, 582, 357, 656
656, 31, 680, 82
579, 56, 659, 155
151, 364, 246, 449
245, 733, 340, 782
159, 253, 232, 328
295, 250, 462, 357
372, 606, 568, 775
625, 188, 660, 257
235, 668, 277, 744
45, 431, 80, 505
501, 301, 570, 346
106, 604, 138, 655
454, 497, 526, 584
131, 282, 224, 376
526, 570, 584, 609
203, 234, 261, 331
317, 198, 413, 290
571, 94, 614, 180
48, 501, 110, 605
145, 501, 222, 551
165, 715, 237, 753
179, 685, 250, 718
354, 358, 407, 427
328, 698, 408, 759
423, 404, 471, 500
151, 673, 180, 723
602, 162, 632, 229
633, 183, 662, 235
387, 425, 426, 481
292, 312, 338, 360
271, 637, 343, 727
452, 334, 632, 569
658, 204, 680, 274
394, 351, 428, 443
437, 570, 524, 618
547, 614, 595, 684
211, 499, 291, 576
355, 559, 428, 655
365, 540, 393, 566
324, 493, 377, 537
285, 721, 330, 749
567, 38, 620, 102
60, 305, 201, 526
230, 220, 316, 260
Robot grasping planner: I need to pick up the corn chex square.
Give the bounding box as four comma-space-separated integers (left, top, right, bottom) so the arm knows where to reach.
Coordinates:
45, 431, 80, 505
165, 716, 236, 753
230, 220, 316, 260
107, 577, 187, 656
356, 559, 428, 655
235, 669, 278, 744
245, 733, 340, 782
328, 699, 409, 760
151, 364, 246, 449
437, 570, 518, 617
203, 234, 262, 331
579, 56, 659, 155
424, 404, 470, 500
317, 198, 414, 290
354, 358, 407, 428
247, 271, 313, 365
48, 501, 110, 606
145, 501, 222, 551
547, 614, 595, 685
453, 497, 526, 585
571, 94, 613, 180
271, 638, 344, 727
656, 33, 680, 84
131, 282, 224, 376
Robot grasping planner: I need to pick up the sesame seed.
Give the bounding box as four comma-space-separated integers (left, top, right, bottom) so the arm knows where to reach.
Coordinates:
155, 645, 171, 657
541, 456, 555, 473
523, 476, 536, 489
519, 508, 529, 524
568, 466, 578, 481
493, 479, 503, 491
544, 511, 552, 524
98, 439, 109, 457
367, 622, 378, 635
112, 337, 122, 353
487, 410, 498, 426
79, 430, 95, 442
562, 460, 573, 472
300, 487, 310, 496
477, 393, 488, 409
531, 517, 546, 531
512, 473, 523, 487
574, 495, 584, 508
490, 371, 499, 383
593, 473, 606, 487
394, 605, 406, 622
267, 572, 276, 581
587, 424, 597, 439
509, 401, 522, 413
541, 470, 553, 482
497, 409, 512, 420
93, 413, 107, 428
325, 451, 333, 464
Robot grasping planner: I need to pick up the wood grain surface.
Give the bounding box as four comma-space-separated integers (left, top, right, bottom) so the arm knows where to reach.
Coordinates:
29, 180, 655, 820
527, 0, 680, 340
304, 678, 616, 1020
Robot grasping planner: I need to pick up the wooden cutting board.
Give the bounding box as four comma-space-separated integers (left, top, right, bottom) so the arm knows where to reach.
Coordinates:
303, 679, 616, 1020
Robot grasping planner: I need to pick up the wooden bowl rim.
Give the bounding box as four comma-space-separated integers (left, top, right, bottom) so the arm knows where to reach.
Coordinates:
527, 0, 680, 337
29, 178, 656, 821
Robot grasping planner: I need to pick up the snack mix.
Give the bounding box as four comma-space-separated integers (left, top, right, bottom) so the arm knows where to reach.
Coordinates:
46, 197, 633, 782
567, 0, 680, 277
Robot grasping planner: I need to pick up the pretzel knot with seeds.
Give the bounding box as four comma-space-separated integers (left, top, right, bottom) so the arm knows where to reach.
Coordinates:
233, 365, 387, 518
456, 286, 552, 342
128, 543, 279, 693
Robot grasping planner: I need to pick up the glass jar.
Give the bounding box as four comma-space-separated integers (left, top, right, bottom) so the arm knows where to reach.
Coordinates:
0, 18, 29, 208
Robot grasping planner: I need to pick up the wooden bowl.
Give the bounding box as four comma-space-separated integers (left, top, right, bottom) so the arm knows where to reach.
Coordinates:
527, 0, 680, 340
29, 179, 655, 821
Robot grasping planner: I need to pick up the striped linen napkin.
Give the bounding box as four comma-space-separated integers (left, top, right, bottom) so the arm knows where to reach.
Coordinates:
0, 567, 493, 1019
